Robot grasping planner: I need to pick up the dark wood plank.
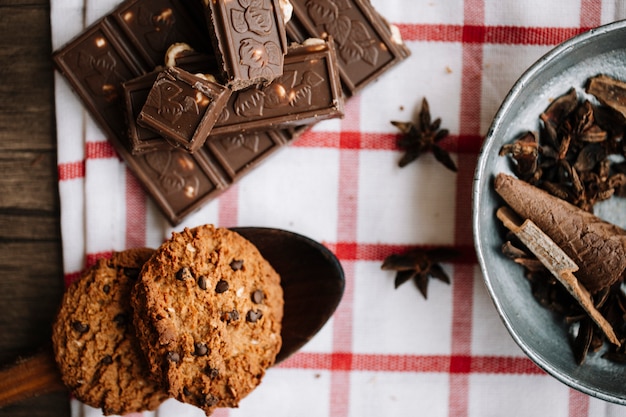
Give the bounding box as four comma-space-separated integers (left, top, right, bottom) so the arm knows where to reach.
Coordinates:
0, 0, 70, 415
0, 151, 59, 212
0, 4, 56, 152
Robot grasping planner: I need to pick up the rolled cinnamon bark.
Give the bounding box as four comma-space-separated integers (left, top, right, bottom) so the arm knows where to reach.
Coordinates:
494, 173, 626, 293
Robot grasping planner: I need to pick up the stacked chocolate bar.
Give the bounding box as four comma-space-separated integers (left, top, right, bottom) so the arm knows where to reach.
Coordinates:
53, 0, 410, 225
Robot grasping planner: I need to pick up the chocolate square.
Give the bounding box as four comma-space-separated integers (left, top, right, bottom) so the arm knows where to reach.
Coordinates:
137, 67, 231, 152
203, 0, 289, 90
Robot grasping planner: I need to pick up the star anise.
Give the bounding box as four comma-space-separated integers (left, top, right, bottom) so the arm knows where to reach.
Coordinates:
381, 247, 458, 299
392, 98, 457, 172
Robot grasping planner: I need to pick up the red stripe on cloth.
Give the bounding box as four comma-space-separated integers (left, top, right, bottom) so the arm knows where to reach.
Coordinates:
85, 251, 113, 268
218, 184, 240, 228
125, 168, 146, 249
449, 1, 485, 415
63, 270, 82, 287
210, 408, 230, 417
294, 131, 484, 154
568, 389, 590, 417
280, 352, 543, 374
329, 97, 361, 417
57, 160, 85, 181
86, 140, 119, 159
580, 0, 601, 28
326, 242, 477, 264
397, 23, 590, 46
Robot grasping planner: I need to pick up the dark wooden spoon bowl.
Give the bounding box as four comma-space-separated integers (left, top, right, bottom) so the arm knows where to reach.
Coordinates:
233, 227, 345, 363
0, 227, 345, 408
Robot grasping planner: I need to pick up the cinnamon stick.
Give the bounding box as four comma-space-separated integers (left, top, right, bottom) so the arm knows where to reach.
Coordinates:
497, 206, 620, 346
0, 348, 66, 408
494, 173, 626, 293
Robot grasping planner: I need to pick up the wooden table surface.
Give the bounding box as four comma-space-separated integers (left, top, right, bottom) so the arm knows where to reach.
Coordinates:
0, 0, 71, 416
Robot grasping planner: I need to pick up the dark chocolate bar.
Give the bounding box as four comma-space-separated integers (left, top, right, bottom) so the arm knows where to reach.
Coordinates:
53, 0, 309, 225
210, 39, 344, 136
137, 67, 231, 152
286, 0, 410, 95
125, 40, 343, 150
203, 0, 289, 90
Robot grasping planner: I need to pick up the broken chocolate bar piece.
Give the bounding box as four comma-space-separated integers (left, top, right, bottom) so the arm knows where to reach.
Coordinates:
53, 0, 309, 225
202, 0, 289, 90
286, 0, 410, 95
137, 67, 231, 152
123, 71, 179, 154
210, 39, 344, 136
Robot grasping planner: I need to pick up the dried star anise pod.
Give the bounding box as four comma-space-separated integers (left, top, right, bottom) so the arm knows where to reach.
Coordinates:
500, 77, 626, 213
381, 247, 458, 299
392, 98, 457, 172
499, 131, 540, 182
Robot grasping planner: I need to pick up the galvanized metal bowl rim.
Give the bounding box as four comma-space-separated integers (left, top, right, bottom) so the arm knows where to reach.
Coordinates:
472, 19, 626, 404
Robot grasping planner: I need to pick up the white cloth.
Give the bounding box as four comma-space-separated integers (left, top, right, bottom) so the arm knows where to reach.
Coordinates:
51, 0, 626, 416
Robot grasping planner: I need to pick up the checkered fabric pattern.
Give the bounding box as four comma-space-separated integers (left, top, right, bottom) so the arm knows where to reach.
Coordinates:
51, 0, 626, 416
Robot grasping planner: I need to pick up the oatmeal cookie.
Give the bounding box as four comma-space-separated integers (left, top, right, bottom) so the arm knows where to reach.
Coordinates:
52, 248, 169, 415
132, 225, 283, 414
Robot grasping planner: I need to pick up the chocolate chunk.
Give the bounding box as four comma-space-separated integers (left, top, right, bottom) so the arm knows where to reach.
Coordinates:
176, 267, 193, 281
194, 342, 209, 356
229, 259, 244, 271
113, 313, 128, 327
197, 275, 208, 290
103, 284, 111, 294
122, 267, 141, 279
246, 309, 263, 323
204, 394, 219, 407
215, 279, 229, 293
101, 355, 113, 365
251, 289, 264, 304
286, 0, 411, 95
183, 387, 191, 396
137, 67, 232, 152
72, 320, 89, 333
222, 309, 239, 322
167, 351, 180, 362
52, 0, 310, 226
202, 0, 288, 90
204, 366, 219, 379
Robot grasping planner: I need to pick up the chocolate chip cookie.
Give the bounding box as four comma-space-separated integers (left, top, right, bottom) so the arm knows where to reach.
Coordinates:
52, 248, 169, 415
132, 225, 283, 414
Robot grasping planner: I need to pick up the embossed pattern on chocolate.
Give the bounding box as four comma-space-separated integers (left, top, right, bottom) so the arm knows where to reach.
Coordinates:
206, 129, 291, 180
138, 67, 231, 152
210, 40, 344, 136
203, 0, 289, 90
286, 0, 410, 95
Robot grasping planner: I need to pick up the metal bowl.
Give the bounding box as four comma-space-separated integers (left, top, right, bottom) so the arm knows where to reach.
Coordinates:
473, 20, 626, 404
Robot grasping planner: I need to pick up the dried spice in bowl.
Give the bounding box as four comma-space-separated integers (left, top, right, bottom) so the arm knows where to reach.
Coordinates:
498, 74, 626, 364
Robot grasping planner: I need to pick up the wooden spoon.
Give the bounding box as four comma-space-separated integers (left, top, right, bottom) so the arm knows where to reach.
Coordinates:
0, 227, 345, 408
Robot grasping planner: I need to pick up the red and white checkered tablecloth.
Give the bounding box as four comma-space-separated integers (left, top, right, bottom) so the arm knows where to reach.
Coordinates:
50, 0, 626, 416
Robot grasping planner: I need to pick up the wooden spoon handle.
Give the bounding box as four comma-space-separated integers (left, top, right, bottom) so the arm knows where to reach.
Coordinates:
0, 348, 66, 408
